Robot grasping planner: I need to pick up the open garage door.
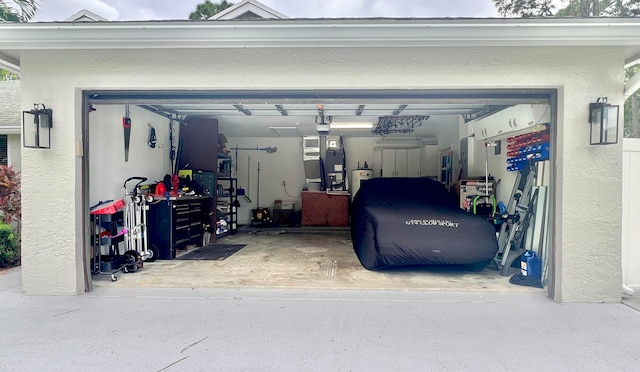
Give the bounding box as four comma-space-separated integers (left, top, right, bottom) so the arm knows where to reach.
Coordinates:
83, 88, 555, 296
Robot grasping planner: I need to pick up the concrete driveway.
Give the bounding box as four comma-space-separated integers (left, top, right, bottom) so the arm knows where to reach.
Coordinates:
2, 267, 640, 371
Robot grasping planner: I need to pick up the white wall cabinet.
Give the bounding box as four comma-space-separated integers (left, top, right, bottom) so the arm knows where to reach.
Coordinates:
473, 104, 550, 141
395, 149, 408, 176
381, 148, 421, 177
421, 145, 440, 177
407, 148, 421, 177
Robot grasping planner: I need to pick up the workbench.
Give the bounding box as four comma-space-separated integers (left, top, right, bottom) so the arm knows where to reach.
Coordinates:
301, 191, 349, 226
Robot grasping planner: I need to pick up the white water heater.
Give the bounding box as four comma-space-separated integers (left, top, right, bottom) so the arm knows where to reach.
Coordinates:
350, 169, 373, 200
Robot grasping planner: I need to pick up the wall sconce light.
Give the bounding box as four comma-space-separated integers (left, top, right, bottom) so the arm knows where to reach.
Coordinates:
23, 103, 52, 149
589, 97, 618, 145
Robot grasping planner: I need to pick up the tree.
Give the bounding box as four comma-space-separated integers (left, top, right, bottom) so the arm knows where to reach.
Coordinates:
493, 0, 555, 17
0, 70, 18, 81
602, 0, 640, 16
189, 0, 234, 20
1, 1, 39, 79
555, 0, 599, 16
624, 65, 640, 137
494, 0, 640, 17
0, 0, 38, 22
555, 0, 640, 16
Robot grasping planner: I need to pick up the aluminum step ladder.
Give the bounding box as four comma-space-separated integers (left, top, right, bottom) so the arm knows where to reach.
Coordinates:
494, 161, 539, 276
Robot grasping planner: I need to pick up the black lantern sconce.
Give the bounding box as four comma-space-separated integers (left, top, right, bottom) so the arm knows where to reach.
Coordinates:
22, 103, 53, 149
589, 97, 619, 145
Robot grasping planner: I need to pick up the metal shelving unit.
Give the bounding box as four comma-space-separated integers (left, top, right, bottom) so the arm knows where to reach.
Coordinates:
216, 177, 237, 237
216, 153, 238, 238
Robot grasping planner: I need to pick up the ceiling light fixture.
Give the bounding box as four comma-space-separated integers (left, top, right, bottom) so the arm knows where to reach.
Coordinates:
372, 115, 429, 136
373, 136, 438, 149
330, 122, 374, 129
373, 140, 421, 149
269, 126, 300, 137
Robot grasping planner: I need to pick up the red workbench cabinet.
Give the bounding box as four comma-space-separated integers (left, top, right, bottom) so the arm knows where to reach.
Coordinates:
301, 191, 349, 226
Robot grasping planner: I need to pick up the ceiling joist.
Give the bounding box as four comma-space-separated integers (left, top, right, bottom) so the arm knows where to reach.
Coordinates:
233, 104, 252, 116
392, 104, 408, 116
275, 104, 288, 116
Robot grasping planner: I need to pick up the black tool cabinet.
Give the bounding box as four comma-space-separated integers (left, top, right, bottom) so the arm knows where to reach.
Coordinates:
147, 196, 211, 260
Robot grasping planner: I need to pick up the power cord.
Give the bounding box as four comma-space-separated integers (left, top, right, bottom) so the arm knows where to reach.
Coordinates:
282, 180, 301, 199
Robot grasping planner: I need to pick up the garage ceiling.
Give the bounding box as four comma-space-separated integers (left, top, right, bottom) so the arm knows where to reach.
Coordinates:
87, 89, 552, 138
139, 102, 500, 138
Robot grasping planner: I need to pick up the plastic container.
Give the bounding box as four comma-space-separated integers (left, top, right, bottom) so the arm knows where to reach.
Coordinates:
521, 250, 541, 279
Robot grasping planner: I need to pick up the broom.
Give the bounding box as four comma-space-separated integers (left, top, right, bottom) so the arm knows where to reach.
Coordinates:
243, 154, 252, 203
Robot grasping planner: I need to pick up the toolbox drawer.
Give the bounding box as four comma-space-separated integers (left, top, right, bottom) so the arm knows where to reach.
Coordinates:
147, 196, 211, 259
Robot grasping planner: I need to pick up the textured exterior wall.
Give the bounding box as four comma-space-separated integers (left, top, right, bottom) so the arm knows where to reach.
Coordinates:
0, 80, 20, 127
20, 59, 84, 295
19, 46, 624, 301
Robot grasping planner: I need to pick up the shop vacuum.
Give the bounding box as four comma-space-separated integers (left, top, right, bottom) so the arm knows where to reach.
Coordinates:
509, 250, 543, 288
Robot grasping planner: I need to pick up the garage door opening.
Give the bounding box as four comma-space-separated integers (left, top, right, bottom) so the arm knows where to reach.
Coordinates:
82, 89, 555, 296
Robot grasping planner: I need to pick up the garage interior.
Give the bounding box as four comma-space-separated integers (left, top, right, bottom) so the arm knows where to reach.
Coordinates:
85, 89, 553, 293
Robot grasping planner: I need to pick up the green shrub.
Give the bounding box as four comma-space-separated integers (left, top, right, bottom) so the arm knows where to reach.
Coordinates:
0, 165, 20, 267
0, 165, 21, 230
0, 223, 18, 267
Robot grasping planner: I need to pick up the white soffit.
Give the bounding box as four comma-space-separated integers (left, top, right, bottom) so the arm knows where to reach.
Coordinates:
0, 52, 19, 73
0, 126, 22, 134
625, 73, 640, 98
625, 53, 640, 68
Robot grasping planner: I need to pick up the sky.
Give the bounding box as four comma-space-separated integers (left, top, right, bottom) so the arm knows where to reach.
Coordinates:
31, 0, 506, 22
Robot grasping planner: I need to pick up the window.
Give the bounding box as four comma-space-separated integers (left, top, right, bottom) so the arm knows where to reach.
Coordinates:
0, 135, 7, 166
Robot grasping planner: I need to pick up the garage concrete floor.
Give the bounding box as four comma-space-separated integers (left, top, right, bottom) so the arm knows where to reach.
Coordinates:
94, 226, 543, 294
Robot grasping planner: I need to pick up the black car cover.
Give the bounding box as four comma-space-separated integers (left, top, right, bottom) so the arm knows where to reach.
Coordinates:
350, 177, 498, 270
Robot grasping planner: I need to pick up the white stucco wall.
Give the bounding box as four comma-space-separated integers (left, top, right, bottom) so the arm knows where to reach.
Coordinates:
225, 137, 306, 225
89, 104, 174, 206
18, 46, 624, 301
